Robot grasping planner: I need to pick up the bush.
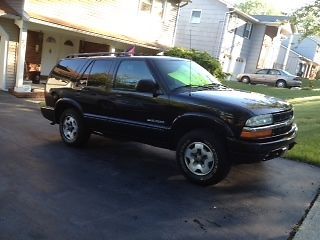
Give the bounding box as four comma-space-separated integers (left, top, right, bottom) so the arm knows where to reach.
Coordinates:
164, 48, 227, 81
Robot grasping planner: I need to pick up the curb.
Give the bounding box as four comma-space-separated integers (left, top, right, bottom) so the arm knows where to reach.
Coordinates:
292, 189, 320, 240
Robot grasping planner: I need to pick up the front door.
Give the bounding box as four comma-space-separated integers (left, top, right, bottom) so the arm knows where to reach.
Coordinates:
110, 59, 170, 143
41, 34, 59, 76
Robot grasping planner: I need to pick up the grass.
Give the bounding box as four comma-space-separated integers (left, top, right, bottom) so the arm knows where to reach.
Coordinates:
222, 80, 320, 166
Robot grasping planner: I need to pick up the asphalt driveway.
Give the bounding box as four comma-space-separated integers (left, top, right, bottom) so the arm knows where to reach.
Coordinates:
0, 92, 319, 240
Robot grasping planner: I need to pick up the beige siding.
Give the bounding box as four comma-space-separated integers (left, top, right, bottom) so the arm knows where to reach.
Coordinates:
6, 41, 18, 89
26, 0, 179, 48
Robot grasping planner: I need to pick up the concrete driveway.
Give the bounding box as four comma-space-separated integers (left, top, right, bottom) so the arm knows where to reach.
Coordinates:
0, 92, 319, 240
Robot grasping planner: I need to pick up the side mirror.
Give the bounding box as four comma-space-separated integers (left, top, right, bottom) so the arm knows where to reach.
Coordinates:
136, 79, 159, 95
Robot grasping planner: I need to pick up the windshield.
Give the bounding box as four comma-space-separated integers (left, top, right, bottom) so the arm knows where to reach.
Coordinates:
154, 59, 221, 91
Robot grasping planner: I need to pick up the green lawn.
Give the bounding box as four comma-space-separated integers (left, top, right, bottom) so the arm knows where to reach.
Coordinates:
222, 80, 320, 166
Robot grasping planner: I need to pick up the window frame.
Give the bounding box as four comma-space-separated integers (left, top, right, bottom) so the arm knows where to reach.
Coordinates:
138, 0, 167, 19
190, 9, 202, 24
243, 22, 253, 39
114, 59, 156, 92
256, 69, 269, 75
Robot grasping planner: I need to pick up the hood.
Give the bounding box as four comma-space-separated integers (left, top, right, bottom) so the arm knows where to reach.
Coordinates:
178, 88, 292, 115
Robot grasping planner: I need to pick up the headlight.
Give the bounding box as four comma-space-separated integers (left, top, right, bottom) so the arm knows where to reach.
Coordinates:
245, 114, 273, 127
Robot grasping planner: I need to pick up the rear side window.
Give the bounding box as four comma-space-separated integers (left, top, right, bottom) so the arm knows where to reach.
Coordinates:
114, 60, 154, 91
50, 59, 88, 81
81, 60, 114, 88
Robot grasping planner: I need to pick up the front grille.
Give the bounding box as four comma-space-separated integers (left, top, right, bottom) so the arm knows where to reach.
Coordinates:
273, 110, 293, 123
273, 125, 292, 136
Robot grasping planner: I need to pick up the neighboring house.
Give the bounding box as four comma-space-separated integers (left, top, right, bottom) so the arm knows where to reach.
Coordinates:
276, 34, 320, 78
0, 0, 190, 92
174, 0, 294, 78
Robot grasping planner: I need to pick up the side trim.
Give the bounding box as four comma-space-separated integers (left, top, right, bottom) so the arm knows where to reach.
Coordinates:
84, 113, 171, 131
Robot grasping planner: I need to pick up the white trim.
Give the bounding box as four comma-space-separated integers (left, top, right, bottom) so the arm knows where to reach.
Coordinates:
0, 26, 9, 91
29, 17, 160, 50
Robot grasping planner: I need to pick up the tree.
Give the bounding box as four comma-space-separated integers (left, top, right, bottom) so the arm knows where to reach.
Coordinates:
291, 0, 320, 37
164, 48, 227, 80
235, 0, 281, 15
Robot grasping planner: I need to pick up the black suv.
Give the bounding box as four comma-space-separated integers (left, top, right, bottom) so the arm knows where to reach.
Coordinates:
41, 52, 297, 185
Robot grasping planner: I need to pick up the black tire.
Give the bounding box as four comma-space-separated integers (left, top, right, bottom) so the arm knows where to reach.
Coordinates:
176, 129, 231, 185
59, 109, 90, 147
276, 80, 287, 88
241, 76, 250, 84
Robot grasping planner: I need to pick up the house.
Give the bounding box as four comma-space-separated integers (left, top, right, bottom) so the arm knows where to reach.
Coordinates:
174, 0, 294, 78
0, 0, 190, 92
275, 34, 320, 78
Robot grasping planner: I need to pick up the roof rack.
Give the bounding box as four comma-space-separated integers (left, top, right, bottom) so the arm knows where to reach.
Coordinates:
66, 52, 133, 58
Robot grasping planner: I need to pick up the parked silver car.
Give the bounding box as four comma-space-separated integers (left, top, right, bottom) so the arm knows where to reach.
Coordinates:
237, 69, 302, 88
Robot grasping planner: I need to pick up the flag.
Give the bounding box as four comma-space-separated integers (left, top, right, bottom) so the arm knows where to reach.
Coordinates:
126, 46, 135, 55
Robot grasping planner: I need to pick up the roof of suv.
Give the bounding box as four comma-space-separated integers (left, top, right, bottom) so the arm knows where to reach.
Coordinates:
65, 52, 184, 61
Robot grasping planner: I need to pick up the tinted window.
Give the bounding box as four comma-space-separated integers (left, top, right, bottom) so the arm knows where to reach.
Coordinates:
115, 60, 154, 91
256, 69, 268, 74
80, 60, 114, 88
50, 59, 87, 81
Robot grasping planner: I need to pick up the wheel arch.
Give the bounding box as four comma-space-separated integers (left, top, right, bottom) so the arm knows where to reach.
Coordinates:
171, 113, 234, 148
54, 98, 83, 123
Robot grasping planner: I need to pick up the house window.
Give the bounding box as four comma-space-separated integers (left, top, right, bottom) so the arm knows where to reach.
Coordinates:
190, 10, 202, 24
139, 0, 166, 18
64, 40, 74, 47
243, 22, 253, 39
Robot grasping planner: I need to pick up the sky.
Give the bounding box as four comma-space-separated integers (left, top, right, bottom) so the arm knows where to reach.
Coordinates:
230, 0, 315, 13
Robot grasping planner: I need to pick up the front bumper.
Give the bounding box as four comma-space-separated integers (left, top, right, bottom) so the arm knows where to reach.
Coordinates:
41, 106, 55, 122
227, 124, 297, 163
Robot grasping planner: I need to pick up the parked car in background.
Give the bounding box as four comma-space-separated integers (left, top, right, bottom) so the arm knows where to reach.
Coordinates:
237, 69, 302, 88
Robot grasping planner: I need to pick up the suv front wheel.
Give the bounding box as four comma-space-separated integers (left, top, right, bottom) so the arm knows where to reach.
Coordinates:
59, 109, 90, 147
177, 129, 231, 185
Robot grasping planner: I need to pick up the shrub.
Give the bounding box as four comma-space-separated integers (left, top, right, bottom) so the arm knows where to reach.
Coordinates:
164, 48, 227, 81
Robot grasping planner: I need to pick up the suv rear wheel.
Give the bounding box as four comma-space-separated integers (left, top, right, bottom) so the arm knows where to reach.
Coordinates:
59, 109, 90, 147
177, 129, 231, 185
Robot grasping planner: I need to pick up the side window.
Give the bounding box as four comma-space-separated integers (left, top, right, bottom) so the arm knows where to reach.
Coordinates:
50, 59, 87, 81
80, 60, 114, 88
256, 69, 268, 74
115, 60, 154, 91
269, 69, 280, 75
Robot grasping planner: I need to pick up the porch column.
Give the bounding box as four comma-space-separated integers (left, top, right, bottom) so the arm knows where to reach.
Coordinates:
306, 63, 313, 78
14, 20, 29, 92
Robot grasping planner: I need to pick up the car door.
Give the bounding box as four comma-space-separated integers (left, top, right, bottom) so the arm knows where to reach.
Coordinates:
74, 59, 117, 131
267, 69, 281, 85
253, 69, 269, 84
109, 59, 171, 143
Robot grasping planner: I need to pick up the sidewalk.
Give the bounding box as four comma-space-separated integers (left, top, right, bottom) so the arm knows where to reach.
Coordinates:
293, 192, 320, 240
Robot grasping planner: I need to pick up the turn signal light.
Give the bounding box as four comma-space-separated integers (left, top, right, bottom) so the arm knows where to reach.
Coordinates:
240, 129, 272, 139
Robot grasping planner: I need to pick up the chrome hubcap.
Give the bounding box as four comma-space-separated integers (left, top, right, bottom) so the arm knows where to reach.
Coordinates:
184, 142, 215, 176
63, 116, 78, 141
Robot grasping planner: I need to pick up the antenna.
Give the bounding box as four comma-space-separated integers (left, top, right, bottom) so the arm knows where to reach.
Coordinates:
189, 28, 192, 96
